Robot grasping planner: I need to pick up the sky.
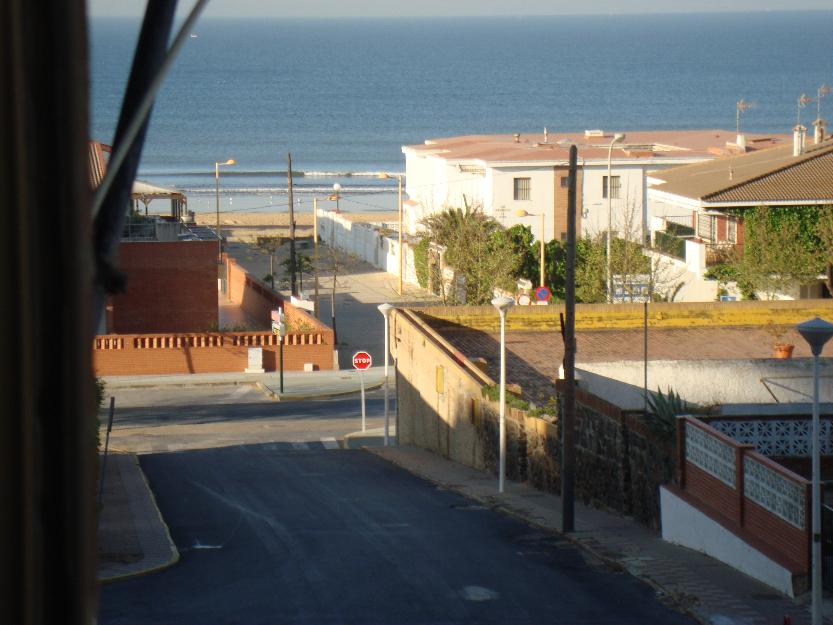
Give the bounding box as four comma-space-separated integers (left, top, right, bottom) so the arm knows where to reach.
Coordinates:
88, 0, 833, 18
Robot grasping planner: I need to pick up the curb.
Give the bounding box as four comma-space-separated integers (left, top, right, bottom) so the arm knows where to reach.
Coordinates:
367, 448, 709, 625
98, 455, 180, 584
256, 381, 384, 401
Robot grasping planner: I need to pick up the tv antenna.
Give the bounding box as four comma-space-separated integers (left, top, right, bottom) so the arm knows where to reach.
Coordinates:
818, 84, 832, 120
797, 93, 814, 127
736, 98, 756, 134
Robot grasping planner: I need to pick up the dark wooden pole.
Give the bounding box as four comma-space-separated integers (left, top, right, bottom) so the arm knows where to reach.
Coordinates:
287, 153, 298, 296
562, 145, 578, 533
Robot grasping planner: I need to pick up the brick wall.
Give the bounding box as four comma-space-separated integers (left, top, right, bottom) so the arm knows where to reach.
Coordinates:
677, 416, 810, 574
109, 240, 218, 333
93, 331, 333, 376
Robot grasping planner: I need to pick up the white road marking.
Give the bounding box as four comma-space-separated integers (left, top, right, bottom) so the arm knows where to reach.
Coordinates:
192, 539, 223, 550
292, 442, 309, 450
320, 437, 339, 450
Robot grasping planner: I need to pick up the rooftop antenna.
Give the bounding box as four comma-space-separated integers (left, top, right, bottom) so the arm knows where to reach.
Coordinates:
818, 84, 832, 120
798, 93, 814, 127
736, 98, 755, 134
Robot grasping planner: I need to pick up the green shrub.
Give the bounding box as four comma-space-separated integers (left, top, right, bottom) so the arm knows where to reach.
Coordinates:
413, 238, 429, 288
644, 387, 687, 441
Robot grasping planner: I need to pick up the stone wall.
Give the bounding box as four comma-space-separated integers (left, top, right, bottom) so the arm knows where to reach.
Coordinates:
394, 307, 675, 528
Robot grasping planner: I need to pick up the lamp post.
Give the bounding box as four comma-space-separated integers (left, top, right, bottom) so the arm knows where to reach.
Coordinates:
332, 183, 342, 214
215, 159, 235, 262
516, 209, 545, 288
606, 133, 625, 303
797, 316, 833, 625
379, 173, 405, 295
378, 303, 394, 446
491, 295, 514, 493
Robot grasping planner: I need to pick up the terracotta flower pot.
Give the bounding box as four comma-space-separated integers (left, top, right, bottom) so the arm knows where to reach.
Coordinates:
773, 343, 794, 359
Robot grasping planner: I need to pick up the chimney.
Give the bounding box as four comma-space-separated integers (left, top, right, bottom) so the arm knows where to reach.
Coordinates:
814, 118, 826, 144
793, 124, 807, 156
543, 127, 548, 143
735, 133, 747, 151
513, 133, 521, 143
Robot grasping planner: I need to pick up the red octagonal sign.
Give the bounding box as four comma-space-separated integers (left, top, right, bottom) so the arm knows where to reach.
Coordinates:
352, 351, 372, 370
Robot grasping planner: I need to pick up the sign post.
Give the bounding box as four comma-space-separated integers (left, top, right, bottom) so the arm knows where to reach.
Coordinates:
273, 309, 287, 394
352, 351, 372, 432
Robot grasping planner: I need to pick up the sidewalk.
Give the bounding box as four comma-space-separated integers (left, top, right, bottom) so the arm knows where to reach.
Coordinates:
98, 452, 178, 583
369, 444, 833, 625
101, 366, 386, 400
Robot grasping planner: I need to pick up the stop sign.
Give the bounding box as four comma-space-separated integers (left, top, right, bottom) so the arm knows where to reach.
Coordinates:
352, 351, 372, 370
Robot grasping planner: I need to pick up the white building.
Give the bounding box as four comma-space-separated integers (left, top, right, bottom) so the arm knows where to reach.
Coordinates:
402, 130, 788, 243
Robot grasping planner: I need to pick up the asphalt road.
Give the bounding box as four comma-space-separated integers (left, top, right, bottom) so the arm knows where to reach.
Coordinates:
99, 444, 696, 625
105, 385, 391, 453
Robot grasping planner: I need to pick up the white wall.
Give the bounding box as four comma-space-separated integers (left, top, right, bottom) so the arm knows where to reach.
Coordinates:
581, 164, 645, 238
490, 166, 555, 241
660, 487, 798, 596
317, 210, 420, 285
574, 358, 833, 409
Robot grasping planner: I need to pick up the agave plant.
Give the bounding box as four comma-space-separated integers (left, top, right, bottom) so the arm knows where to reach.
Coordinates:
644, 387, 687, 441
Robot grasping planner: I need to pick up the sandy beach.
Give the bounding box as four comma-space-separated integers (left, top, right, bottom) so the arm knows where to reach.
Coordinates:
191, 211, 398, 242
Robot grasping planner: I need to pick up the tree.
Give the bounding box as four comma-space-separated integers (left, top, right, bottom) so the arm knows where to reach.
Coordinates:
422, 207, 521, 305
730, 205, 821, 299
281, 254, 314, 292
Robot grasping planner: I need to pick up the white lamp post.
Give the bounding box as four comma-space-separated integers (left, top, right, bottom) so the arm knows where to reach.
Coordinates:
797, 316, 833, 625
606, 133, 625, 303
516, 209, 546, 288
215, 159, 235, 261
491, 295, 514, 493
332, 183, 342, 213
378, 303, 395, 446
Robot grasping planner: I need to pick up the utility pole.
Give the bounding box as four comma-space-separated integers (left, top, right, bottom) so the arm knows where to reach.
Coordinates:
562, 145, 578, 534
287, 152, 298, 296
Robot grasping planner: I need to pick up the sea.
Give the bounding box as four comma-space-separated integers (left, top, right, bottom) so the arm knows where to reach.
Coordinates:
89, 11, 833, 215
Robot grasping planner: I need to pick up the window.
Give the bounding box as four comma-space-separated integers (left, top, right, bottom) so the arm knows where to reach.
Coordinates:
560, 176, 569, 189
513, 177, 531, 200
602, 175, 621, 199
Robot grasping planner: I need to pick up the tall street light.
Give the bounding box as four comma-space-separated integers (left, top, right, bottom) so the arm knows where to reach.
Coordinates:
378, 303, 395, 446
378, 173, 405, 295
516, 209, 545, 288
332, 183, 342, 214
606, 133, 625, 303
797, 316, 833, 625
491, 295, 514, 493
215, 158, 235, 262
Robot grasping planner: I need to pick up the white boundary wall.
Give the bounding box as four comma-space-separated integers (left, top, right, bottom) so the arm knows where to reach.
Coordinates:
574, 358, 833, 409
317, 209, 420, 285
660, 486, 797, 596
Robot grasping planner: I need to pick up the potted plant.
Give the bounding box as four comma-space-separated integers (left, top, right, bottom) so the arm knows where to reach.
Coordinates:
766, 322, 794, 359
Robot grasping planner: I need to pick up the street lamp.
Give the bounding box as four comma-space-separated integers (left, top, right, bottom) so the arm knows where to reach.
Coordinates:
378, 303, 395, 446
215, 158, 235, 261
606, 133, 625, 303
332, 183, 342, 213
797, 316, 833, 625
378, 173, 405, 296
516, 209, 545, 288
491, 295, 514, 493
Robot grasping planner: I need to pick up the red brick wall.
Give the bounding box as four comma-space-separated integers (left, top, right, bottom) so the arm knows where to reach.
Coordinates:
110, 240, 218, 333
683, 462, 742, 525
93, 331, 333, 375
679, 417, 810, 575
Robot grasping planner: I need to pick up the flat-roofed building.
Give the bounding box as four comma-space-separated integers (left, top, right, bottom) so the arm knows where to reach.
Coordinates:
402, 129, 788, 243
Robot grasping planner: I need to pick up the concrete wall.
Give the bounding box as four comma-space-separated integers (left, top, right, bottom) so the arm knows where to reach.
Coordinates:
109, 240, 218, 333
394, 307, 676, 528
576, 358, 833, 409
317, 209, 420, 285
661, 487, 799, 596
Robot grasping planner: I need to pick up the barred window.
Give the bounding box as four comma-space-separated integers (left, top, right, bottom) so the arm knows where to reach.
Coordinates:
602, 175, 621, 199
560, 176, 569, 188
513, 177, 531, 200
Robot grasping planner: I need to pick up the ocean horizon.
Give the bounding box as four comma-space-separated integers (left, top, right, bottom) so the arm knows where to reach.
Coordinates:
90, 11, 833, 212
